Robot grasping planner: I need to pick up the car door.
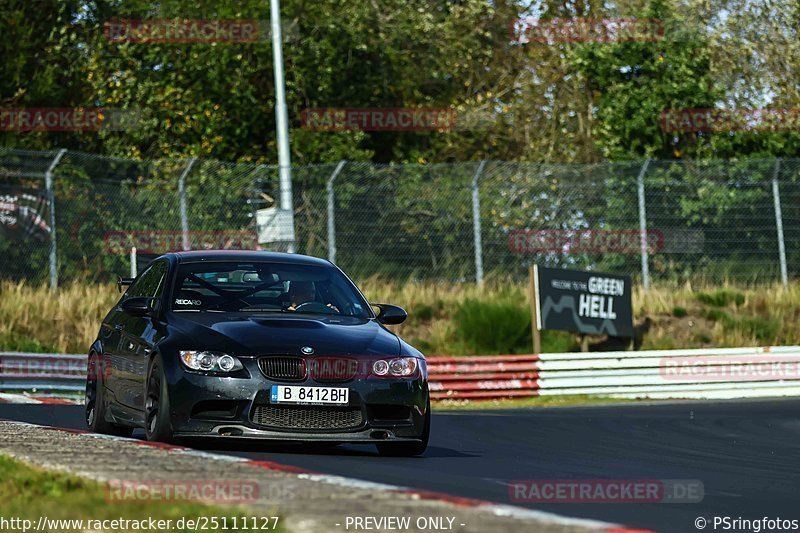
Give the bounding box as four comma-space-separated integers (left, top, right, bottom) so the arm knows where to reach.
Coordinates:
100, 298, 128, 406
114, 260, 168, 411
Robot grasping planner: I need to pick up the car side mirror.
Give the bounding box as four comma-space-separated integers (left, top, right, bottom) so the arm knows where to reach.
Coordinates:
117, 276, 134, 293
374, 303, 407, 325
121, 297, 155, 317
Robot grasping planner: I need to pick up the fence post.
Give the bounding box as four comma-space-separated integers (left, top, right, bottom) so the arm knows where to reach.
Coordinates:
772, 159, 789, 289
327, 160, 346, 263
44, 149, 67, 291
472, 160, 487, 285
636, 158, 652, 290
177, 157, 198, 251
130, 247, 138, 278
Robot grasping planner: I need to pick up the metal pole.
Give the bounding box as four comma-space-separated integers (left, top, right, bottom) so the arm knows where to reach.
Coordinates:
327, 160, 346, 263
772, 159, 789, 289
177, 157, 197, 251
636, 158, 652, 290
471, 160, 487, 285
130, 247, 138, 278
270, 0, 296, 253
44, 149, 67, 291
529, 265, 541, 354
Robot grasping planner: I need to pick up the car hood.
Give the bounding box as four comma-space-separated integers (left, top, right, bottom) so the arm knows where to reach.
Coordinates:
167, 313, 401, 357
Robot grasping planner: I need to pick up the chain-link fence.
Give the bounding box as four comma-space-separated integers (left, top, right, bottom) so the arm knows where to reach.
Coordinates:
1, 146, 799, 287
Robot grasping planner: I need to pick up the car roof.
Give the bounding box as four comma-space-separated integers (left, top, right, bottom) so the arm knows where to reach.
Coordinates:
167, 250, 333, 267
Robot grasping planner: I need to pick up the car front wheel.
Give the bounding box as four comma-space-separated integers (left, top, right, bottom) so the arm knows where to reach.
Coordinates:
144, 356, 177, 444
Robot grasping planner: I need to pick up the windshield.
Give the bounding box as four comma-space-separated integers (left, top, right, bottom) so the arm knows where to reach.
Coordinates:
171, 261, 371, 318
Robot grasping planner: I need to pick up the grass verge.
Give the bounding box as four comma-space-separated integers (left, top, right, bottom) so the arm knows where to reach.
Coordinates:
0, 454, 280, 533
432, 395, 634, 410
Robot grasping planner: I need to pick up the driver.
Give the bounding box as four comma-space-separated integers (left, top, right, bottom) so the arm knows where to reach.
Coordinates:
287, 281, 316, 309
286, 281, 339, 312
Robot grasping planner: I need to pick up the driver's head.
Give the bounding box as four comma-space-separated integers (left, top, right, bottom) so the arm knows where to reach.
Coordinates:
288, 281, 316, 306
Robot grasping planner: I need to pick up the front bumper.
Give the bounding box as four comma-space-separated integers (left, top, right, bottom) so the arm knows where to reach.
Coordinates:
165, 357, 428, 442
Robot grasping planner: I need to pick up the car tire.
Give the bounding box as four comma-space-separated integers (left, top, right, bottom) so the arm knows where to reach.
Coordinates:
376, 397, 430, 457
144, 356, 177, 444
85, 352, 133, 437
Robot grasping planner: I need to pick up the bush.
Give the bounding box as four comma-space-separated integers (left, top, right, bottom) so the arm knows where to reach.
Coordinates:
453, 290, 531, 354
693, 332, 712, 344
703, 308, 730, 322
725, 316, 780, 342
412, 303, 435, 322
672, 306, 688, 317
696, 289, 745, 308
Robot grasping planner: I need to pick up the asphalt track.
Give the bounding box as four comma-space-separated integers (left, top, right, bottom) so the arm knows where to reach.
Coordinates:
2, 398, 799, 532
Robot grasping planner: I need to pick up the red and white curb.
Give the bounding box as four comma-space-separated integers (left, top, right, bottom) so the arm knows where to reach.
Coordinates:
1, 419, 650, 533
0, 393, 81, 405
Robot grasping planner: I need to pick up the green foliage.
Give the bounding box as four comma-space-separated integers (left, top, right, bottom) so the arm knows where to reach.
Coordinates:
701, 305, 778, 342
696, 289, 745, 308
725, 315, 780, 342
703, 308, 730, 322
0, 332, 57, 353
412, 304, 435, 322
672, 306, 687, 317
4, 0, 799, 165
693, 332, 712, 344
541, 330, 580, 353
453, 289, 532, 354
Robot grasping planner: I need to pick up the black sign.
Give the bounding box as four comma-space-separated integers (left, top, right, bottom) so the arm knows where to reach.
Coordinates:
0, 185, 51, 240
535, 266, 633, 338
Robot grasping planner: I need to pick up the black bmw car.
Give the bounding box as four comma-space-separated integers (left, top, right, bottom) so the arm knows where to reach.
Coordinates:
85, 250, 430, 456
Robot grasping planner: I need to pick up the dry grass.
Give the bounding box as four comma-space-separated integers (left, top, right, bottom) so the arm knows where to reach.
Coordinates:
0, 281, 118, 353
361, 278, 797, 352
0, 278, 796, 354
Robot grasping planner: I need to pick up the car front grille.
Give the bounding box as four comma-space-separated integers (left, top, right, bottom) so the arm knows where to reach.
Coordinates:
258, 356, 306, 381
251, 405, 364, 430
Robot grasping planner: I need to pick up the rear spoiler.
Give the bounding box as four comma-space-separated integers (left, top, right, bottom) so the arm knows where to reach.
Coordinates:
117, 276, 135, 293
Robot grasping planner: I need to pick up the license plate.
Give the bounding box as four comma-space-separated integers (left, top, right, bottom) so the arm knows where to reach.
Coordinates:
270, 385, 349, 405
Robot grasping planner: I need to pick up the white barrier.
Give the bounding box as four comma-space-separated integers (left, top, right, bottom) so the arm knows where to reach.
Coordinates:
430, 346, 800, 400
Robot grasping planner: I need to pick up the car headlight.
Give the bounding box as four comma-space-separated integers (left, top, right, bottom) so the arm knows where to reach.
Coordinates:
179, 351, 243, 373
372, 357, 418, 378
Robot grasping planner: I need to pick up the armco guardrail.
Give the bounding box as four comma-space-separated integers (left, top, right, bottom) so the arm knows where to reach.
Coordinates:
5, 348, 800, 401
0, 352, 87, 392
428, 347, 800, 401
